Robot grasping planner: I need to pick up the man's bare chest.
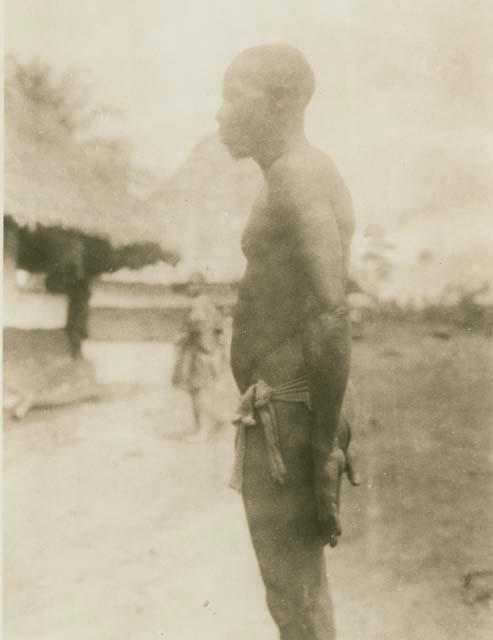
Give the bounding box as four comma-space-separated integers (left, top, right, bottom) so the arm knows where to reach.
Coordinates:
241, 187, 293, 263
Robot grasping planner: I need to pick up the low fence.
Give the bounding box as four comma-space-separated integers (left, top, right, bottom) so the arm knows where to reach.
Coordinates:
89, 306, 190, 342
88, 281, 237, 342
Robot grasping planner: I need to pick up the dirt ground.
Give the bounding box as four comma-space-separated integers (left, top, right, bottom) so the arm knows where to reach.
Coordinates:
4, 324, 493, 639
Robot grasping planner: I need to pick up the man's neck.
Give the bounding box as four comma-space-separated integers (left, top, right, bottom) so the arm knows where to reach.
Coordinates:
253, 123, 308, 174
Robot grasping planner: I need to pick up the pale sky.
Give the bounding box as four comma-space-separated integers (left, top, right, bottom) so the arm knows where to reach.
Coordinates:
6, 0, 493, 233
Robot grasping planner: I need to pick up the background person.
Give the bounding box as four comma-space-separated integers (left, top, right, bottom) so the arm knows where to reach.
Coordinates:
172, 272, 227, 441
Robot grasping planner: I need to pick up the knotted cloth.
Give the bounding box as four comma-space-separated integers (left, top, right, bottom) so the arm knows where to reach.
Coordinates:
230, 376, 312, 491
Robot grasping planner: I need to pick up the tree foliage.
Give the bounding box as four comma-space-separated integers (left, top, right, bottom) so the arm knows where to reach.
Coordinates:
5, 55, 122, 141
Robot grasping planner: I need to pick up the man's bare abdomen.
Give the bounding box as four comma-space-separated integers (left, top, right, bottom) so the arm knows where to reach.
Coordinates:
231, 254, 307, 389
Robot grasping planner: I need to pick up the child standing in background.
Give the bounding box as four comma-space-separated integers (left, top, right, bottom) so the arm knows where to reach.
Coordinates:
172, 272, 227, 441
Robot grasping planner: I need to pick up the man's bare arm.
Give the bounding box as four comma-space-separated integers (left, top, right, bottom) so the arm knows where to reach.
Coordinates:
270, 157, 355, 545
295, 204, 351, 453
270, 158, 350, 444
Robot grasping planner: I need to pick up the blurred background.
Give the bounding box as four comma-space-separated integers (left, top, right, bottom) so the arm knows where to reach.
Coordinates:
3, 2, 493, 639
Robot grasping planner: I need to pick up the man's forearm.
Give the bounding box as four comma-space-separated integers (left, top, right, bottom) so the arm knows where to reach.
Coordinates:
301, 308, 351, 460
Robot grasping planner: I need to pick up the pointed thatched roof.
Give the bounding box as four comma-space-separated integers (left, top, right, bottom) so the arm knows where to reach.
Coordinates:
147, 134, 261, 280
4, 126, 177, 251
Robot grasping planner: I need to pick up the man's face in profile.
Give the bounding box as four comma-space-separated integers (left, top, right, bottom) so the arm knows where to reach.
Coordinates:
216, 62, 275, 159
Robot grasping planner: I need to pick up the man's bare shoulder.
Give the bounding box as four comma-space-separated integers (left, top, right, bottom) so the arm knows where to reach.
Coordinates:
269, 146, 345, 200
267, 145, 351, 218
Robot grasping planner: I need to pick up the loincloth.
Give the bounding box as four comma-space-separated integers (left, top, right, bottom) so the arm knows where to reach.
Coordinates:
230, 375, 357, 492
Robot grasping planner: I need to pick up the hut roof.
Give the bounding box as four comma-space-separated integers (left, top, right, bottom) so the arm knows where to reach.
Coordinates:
4, 125, 177, 254
147, 134, 261, 280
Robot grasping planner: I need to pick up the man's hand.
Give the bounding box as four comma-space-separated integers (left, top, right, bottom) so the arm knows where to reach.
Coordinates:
315, 425, 360, 547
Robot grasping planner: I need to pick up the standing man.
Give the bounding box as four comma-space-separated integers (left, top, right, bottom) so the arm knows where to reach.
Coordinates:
217, 44, 359, 639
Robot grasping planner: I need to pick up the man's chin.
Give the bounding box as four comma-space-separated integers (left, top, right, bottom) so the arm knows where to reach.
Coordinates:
220, 139, 250, 160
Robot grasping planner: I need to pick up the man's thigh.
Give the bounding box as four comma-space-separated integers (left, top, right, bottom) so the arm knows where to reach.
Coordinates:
242, 400, 319, 545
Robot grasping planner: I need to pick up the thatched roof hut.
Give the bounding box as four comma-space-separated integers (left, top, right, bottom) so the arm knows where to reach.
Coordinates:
3, 70, 182, 417
4, 55, 178, 256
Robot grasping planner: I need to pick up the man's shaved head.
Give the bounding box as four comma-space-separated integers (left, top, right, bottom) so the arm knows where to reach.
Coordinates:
227, 43, 316, 109
218, 44, 316, 161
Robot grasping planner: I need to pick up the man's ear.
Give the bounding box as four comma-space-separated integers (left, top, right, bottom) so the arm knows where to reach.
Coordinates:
270, 85, 291, 113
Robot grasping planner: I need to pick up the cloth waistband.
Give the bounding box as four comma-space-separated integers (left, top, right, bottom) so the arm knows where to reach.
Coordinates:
229, 376, 311, 492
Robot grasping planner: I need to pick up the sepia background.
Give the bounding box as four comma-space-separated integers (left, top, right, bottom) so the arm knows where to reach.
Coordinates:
3, 1, 493, 639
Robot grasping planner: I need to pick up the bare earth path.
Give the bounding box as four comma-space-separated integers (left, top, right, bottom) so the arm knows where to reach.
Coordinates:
4, 326, 493, 639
